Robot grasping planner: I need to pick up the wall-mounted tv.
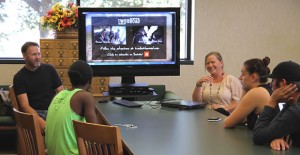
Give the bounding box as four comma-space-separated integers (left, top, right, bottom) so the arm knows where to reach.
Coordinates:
78, 7, 180, 84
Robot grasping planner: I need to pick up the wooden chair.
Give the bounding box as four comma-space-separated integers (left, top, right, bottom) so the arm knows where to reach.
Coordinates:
9, 85, 20, 110
95, 107, 133, 155
13, 108, 46, 155
73, 120, 123, 155
7, 85, 23, 153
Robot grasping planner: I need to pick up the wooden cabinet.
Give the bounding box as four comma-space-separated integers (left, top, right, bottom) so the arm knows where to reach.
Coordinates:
40, 39, 109, 96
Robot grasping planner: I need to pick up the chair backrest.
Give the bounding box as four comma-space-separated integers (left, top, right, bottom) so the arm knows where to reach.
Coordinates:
9, 85, 19, 110
73, 120, 123, 155
13, 108, 46, 155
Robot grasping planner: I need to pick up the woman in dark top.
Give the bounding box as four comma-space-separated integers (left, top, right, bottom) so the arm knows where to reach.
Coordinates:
224, 57, 272, 129
246, 83, 272, 129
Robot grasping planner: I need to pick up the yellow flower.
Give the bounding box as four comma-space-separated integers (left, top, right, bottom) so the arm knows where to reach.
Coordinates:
57, 24, 64, 31
40, 2, 78, 31
40, 17, 45, 25
56, 10, 64, 18
71, 5, 78, 11
50, 16, 58, 23
64, 9, 73, 17
70, 17, 76, 25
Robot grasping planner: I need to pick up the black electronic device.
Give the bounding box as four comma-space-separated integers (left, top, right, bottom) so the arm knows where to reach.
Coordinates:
112, 100, 143, 108
161, 100, 206, 110
109, 83, 152, 95
78, 7, 180, 85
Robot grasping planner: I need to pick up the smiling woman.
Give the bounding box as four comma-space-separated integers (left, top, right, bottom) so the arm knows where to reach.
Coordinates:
0, 0, 193, 64
192, 51, 243, 115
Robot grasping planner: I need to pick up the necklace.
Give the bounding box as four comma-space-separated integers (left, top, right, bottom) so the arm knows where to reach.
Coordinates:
209, 83, 222, 104
209, 73, 224, 104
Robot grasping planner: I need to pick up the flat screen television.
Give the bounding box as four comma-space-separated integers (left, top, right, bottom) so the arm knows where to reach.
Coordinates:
78, 7, 180, 84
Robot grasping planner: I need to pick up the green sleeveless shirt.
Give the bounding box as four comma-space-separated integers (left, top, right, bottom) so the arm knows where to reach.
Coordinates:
45, 88, 86, 155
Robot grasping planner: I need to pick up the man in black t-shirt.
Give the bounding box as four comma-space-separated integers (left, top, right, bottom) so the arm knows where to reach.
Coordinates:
252, 61, 300, 151
13, 41, 63, 133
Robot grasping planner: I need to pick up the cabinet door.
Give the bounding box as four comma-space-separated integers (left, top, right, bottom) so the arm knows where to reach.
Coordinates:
40, 39, 109, 96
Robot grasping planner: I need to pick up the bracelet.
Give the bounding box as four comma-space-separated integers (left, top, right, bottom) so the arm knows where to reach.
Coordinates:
196, 83, 202, 87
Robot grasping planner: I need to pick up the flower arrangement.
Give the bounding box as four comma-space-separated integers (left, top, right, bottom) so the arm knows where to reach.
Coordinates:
40, 2, 78, 31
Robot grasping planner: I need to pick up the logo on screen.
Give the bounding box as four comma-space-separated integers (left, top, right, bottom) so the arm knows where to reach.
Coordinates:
118, 18, 140, 25
143, 51, 150, 58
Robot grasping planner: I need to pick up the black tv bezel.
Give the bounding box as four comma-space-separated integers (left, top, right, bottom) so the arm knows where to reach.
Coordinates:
78, 7, 180, 81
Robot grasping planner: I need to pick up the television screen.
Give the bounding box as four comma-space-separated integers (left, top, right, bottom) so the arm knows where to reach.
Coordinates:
78, 7, 180, 84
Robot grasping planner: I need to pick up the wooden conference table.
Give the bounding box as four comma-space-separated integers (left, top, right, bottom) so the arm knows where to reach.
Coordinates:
96, 101, 300, 155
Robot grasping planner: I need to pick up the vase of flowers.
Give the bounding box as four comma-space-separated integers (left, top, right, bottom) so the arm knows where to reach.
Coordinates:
40, 2, 78, 39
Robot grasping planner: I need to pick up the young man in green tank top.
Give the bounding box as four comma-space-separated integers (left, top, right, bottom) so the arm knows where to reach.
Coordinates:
45, 60, 99, 155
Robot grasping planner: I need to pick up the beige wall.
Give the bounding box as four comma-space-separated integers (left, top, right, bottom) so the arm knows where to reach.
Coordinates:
1, 0, 300, 100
